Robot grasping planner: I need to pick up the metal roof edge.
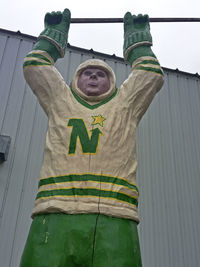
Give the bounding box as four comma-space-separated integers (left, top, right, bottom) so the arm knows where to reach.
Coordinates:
0, 28, 37, 41
0, 28, 199, 79
161, 66, 199, 78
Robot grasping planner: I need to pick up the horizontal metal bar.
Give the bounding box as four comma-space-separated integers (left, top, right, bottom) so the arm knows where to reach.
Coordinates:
71, 17, 200, 23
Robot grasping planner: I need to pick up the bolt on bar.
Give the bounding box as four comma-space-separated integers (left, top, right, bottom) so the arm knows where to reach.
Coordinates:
71, 18, 200, 23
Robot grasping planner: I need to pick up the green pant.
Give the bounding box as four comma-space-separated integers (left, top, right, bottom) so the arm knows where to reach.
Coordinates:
20, 213, 142, 267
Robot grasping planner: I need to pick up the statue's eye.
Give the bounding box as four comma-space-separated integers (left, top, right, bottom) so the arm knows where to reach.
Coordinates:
97, 71, 105, 77
84, 71, 92, 76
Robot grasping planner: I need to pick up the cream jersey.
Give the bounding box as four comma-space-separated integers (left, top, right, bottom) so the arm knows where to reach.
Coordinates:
23, 50, 164, 223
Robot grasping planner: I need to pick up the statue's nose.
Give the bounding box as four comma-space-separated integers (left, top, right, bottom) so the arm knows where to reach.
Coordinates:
90, 73, 97, 79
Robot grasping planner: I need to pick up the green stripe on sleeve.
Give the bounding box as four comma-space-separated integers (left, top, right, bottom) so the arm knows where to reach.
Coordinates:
23, 60, 51, 68
135, 59, 160, 67
36, 188, 138, 207
26, 53, 52, 64
38, 174, 139, 193
135, 66, 163, 75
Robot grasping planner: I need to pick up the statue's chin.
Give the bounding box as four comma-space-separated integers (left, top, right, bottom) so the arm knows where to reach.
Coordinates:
84, 87, 101, 96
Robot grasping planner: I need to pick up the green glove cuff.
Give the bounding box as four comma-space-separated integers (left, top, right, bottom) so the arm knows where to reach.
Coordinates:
123, 30, 152, 61
38, 27, 68, 58
126, 46, 156, 66
32, 39, 60, 62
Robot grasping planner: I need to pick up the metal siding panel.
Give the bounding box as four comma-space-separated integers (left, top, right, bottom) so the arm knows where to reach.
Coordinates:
0, 39, 33, 214
163, 73, 186, 266
0, 34, 7, 64
176, 76, 198, 266
182, 77, 200, 265
65, 49, 82, 85
114, 61, 129, 88
144, 91, 169, 267
159, 75, 188, 267
0, 36, 21, 130
10, 103, 48, 267
55, 50, 72, 82
0, 35, 39, 266
0, 84, 38, 266
137, 112, 155, 267
154, 74, 179, 267
80, 53, 95, 63
104, 58, 116, 72
137, 71, 200, 267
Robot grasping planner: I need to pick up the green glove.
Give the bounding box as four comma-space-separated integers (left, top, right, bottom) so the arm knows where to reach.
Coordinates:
34, 8, 71, 61
123, 13, 155, 65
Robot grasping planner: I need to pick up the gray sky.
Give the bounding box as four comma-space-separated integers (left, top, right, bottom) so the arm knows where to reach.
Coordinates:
1, 0, 199, 74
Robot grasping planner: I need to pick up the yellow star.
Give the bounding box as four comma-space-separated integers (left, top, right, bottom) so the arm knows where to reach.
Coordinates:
91, 115, 106, 127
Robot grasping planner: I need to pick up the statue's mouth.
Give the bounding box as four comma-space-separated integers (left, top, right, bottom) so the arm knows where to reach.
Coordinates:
88, 83, 98, 86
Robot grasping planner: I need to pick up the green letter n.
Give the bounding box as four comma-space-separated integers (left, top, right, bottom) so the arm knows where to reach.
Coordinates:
68, 119, 102, 154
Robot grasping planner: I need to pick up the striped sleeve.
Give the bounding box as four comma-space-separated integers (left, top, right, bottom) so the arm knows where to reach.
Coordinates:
23, 50, 66, 115
121, 56, 164, 123
133, 58, 164, 76
23, 50, 54, 69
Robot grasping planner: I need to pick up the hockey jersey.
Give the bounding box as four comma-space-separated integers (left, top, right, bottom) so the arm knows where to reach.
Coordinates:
23, 50, 164, 223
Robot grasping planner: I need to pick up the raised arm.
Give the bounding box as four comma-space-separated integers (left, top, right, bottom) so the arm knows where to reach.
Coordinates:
23, 9, 71, 115
122, 12, 164, 123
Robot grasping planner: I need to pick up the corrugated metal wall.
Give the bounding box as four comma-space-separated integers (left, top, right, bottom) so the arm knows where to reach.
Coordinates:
0, 29, 200, 267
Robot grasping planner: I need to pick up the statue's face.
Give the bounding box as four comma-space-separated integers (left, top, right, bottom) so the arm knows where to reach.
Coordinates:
78, 67, 110, 96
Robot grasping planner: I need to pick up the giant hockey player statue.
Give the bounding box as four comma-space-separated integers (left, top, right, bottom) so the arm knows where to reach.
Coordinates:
20, 8, 164, 267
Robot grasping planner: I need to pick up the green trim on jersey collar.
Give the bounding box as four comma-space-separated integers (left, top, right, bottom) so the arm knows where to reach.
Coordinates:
70, 87, 118, 110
